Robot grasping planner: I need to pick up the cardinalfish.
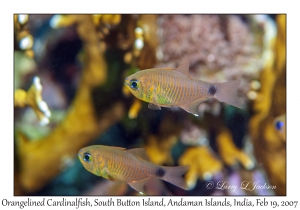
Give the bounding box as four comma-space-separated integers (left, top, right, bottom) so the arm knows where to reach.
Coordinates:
124, 62, 242, 116
274, 114, 286, 142
78, 145, 190, 193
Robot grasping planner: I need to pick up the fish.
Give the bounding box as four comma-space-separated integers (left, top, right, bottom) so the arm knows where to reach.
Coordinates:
78, 145, 190, 193
274, 114, 286, 141
124, 62, 243, 116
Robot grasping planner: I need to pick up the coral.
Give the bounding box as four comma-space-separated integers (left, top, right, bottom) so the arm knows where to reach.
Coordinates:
14, 51, 37, 89
14, 14, 35, 57
145, 135, 177, 166
156, 14, 264, 114
15, 15, 125, 194
91, 14, 121, 28
217, 127, 253, 169
249, 15, 286, 195
136, 15, 158, 70
128, 98, 142, 119
179, 146, 223, 190
14, 76, 51, 126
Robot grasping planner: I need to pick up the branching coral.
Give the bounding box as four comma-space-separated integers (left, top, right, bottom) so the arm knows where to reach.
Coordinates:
14, 14, 35, 57
145, 135, 177, 166
179, 146, 223, 190
217, 127, 253, 169
128, 98, 142, 119
15, 15, 125, 194
14, 76, 51, 126
177, 116, 254, 192
249, 15, 286, 195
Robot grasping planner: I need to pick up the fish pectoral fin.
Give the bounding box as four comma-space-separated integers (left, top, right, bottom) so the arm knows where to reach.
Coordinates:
179, 98, 208, 116
126, 148, 149, 160
148, 103, 161, 110
128, 178, 151, 194
174, 61, 190, 76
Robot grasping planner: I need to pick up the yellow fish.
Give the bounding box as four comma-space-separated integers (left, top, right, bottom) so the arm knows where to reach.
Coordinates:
274, 114, 286, 142
78, 145, 190, 193
124, 62, 242, 116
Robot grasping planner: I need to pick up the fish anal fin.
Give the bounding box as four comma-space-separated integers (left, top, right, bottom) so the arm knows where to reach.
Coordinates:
179, 98, 208, 116
148, 103, 161, 110
174, 61, 190, 76
128, 178, 151, 194
126, 148, 149, 160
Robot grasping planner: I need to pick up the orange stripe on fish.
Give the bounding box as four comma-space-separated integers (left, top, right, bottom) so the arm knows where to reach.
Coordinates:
78, 145, 190, 193
124, 61, 243, 116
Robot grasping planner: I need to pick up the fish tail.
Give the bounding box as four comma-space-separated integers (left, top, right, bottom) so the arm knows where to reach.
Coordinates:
160, 165, 190, 190
213, 80, 243, 109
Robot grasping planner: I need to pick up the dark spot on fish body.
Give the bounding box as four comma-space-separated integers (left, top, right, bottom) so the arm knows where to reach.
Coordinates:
155, 167, 165, 177
208, 85, 217, 95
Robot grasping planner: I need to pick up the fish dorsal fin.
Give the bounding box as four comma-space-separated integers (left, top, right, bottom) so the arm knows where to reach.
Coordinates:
126, 148, 149, 160
148, 103, 161, 110
179, 97, 208, 116
128, 178, 150, 194
174, 61, 190, 76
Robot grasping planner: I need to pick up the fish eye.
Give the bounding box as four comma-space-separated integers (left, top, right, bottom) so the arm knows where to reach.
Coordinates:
83, 152, 92, 163
275, 121, 284, 131
130, 79, 139, 90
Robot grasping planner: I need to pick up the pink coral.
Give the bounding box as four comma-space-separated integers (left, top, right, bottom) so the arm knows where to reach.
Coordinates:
156, 15, 262, 111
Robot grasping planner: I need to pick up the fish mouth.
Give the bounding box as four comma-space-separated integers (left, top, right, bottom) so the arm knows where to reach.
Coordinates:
78, 149, 83, 159
124, 78, 130, 86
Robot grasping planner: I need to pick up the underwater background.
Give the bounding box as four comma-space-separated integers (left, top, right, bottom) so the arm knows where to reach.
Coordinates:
14, 14, 286, 196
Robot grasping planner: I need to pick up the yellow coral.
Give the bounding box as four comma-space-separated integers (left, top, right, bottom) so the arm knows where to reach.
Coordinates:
128, 98, 142, 119
15, 15, 125, 194
217, 128, 254, 169
145, 135, 177, 165
92, 14, 102, 26
50, 15, 77, 28
14, 76, 51, 126
249, 14, 286, 195
179, 146, 223, 190
101, 14, 121, 26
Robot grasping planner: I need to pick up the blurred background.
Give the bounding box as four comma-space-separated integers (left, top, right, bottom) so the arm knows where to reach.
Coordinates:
14, 14, 286, 196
